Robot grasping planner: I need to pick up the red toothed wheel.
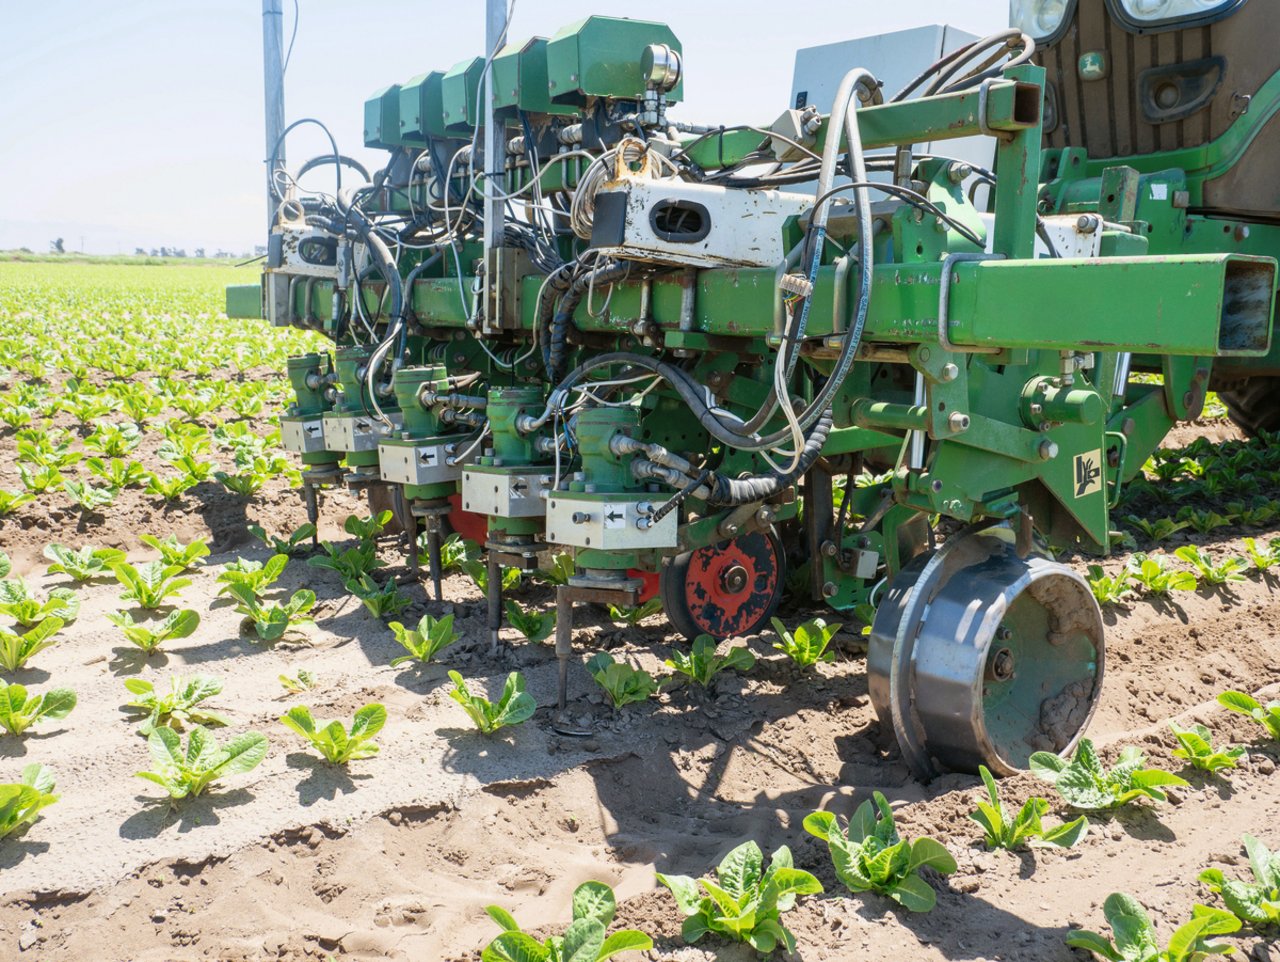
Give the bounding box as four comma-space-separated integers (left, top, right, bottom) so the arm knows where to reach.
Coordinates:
660, 528, 786, 641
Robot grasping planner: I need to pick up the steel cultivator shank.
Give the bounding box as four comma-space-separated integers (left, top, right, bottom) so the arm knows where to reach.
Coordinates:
230, 4, 1280, 778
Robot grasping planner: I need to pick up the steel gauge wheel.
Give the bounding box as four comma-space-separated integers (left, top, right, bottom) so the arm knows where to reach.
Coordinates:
660, 528, 785, 641
868, 524, 1105, 778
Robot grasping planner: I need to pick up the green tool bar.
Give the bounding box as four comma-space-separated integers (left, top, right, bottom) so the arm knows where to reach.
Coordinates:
679, 77, 1040, 172
939, 254, 1276, 357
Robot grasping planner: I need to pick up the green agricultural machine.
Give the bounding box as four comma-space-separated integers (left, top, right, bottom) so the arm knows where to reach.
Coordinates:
230, 0, 1280, 779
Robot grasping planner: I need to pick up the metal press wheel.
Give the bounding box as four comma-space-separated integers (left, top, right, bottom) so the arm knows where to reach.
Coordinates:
868, 524, 1105, 779
660, 528, 786, 641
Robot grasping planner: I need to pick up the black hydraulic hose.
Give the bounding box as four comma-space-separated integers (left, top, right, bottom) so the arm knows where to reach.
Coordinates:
336, 188, 402, 330
547, 261, 630, 382
703, 408, 834, 506
295, 153, 371, 184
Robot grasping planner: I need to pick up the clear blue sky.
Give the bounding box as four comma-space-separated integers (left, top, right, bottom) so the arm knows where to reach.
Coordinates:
0, 1, 1006, 255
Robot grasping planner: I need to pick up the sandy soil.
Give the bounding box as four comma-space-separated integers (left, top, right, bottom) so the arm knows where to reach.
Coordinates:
1, 414, 1279, 962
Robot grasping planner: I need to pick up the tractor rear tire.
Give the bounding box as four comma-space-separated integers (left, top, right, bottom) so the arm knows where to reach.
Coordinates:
1219, 377, 1280, 438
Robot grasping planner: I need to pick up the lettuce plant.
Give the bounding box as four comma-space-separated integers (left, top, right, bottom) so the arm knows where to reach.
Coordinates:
0, 618, 64, 672
0, 764, 58, 838
1087, 566, 1136, 606
83, 420, 140, 456
423, 533, 477, 573
346, 574, 411, 618
1126, 554, 1198, 595
106, 608, 200, 655
0, 490, 34, 516
586, 653, 662, 708
43, 543, 126, 582
135, 725, 268, 800
111, 561, 191, 610
448, 671, 536, 734
1125, 515, 1189, 542
0, 580, 79, 627
657, 840, 821, 953
463, 559, 521, 595
1066, 893, 1239, 961
145, 473, 196, 501
19, 464, 64, 494
344, 510, 393, 545
278, 670, 317, 694
1030, 739, 1189, 810
63, 479, 119, 513
0, 552, 9, 578
280, 703, 385, 764
606, 598, 663, 627
1199, 835, 1280, 929
1169, 721, 1245, 772
248, 522, 316, 556
227, 585, 315, 641
123, 675, 229, 735
0, 682, 76, 735
503, 599, 554, 643
140, 534, 210, 570
664, 635, 755, 688
1177, 507, 1237, 536
217, 554, 288, 598
1217, 690, 1280, 740
1243, 537, 1280, 572
771, 617, 841, 667
1173, 546, 1246, 586
804, 791, 956, 912
86, 457, 150, 489
969, 765, 1088, 850
309, 541, 383, 580
482, 881, 652, 962
388, 614, 457, 666
538, 552, 576, 587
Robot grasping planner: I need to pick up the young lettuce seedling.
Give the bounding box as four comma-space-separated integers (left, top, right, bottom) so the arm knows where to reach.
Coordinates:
110, 560, 191, 610
0, 618, 65, 672
43, 543, 126, 582
771, 617, 841, 667
657, 840, 822, 953
308, 541, 384, 581
804, 791, 956, 912
1168, 721, 1246, 773
216, 554, 289, 598
664, 635, 755, 688
1217, 690, 1280, 740
248, 522, 316, 557
1125, 554, 1198, 596
969, 766, 1088, 851
0, 764, 58, 838
106, 609, 200, 655
278, 670, 317, 694
0, 682, 76, 736
503, 600, 555, 644
1030, 738, 1189, 811
1243, 537, 1280, 573
343, 510, 393, 546
418, 533, 478, 573
1173, 546, 1247, 586
463, 559, 521, 595
482, 880, 653, 962
1086, 566, 1136, 606
1199, 834, 1280, 929
585, 653, 663, 709
346, 574, 412, 619
0, 580, 80, 627
123, 675, 230, 736
447, 671, 536, 734
605, 597, 664, 627
0, 491, 35, 516
536, 551, 576, 587
139, 534, 210, 570
136, 726, 268, 800
280, 703, 385, 765
227, 586, 316, 642
1066, 892, 1238, 961
388, 614, 457, 667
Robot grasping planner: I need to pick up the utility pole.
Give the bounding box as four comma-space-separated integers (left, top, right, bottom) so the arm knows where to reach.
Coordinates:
262, 0, 286, 231
480, 0, 508, 332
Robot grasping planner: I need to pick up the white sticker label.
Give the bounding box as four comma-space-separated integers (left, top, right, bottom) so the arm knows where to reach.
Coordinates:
1151, 184, 1168, 200
417, 448, 437, 467
602, 505, 626, 529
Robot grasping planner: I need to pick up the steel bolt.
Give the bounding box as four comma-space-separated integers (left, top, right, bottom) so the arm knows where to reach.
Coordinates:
723, 565, 749, 593
930, 479, 944, 493
821, 540, 838, 557
822, 581, 838, 599
940, 362, 960, 383
989, 646, 1016, 681
948, 412, 970, 432
1038, 440, 1059, 461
